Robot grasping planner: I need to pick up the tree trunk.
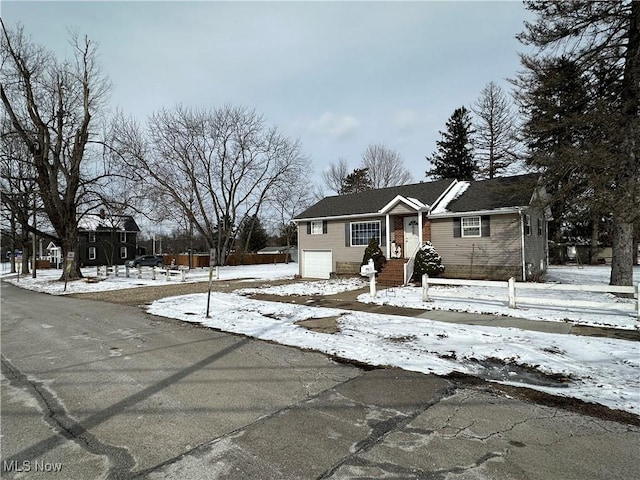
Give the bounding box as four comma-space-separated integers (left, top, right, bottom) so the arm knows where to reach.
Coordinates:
59, 225, 82, 281
589, 216, 600, 264
609, 218, 633, 291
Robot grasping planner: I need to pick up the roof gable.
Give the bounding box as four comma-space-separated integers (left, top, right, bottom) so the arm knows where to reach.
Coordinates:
440, 174, 541, 214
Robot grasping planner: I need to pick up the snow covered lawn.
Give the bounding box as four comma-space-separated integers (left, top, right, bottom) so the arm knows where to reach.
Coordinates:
357, 265, 639, 331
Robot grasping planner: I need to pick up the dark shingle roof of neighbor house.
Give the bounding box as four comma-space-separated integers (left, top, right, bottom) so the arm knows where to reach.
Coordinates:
296, 179, 455, 219
446, 173, 541, 213
78, 214, 141, 232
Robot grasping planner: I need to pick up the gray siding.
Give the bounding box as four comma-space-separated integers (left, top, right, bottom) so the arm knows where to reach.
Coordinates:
430, 214, 523, 280
298, 217, 387, 275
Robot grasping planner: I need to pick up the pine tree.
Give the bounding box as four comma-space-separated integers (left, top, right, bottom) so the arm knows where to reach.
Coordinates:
361, 237, 386, 274
340, 168, 372, 195
412, 242, 445, 280
426, 107, 477, 180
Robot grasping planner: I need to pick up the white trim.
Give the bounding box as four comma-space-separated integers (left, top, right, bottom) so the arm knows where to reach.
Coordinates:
378, 195, 425, 214
310, 220, 324, 235
461, 216, 481, 238
428, 207, 525, 219
427, 179, 460, 214
294, 212, 379, 223
349, 220, 382, 247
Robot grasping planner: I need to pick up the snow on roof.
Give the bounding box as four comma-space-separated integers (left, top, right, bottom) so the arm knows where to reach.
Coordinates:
430, 181, 470, 214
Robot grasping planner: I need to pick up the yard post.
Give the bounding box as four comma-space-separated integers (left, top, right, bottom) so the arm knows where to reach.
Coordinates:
137, 266, 142, 279
508, 277, 516, 308
152, 266, 156, 280
166, 268, 170, 281
422, 274, 430, 302
181, 268, 186, 282
96, 265, 100, 277
125, 265, 130, 278
114, 265, 119, 277
636, 282, 639, 322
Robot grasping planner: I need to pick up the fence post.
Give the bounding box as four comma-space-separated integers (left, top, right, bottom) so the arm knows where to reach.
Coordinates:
422, 274, 430, 302
137, 266, 142, 279
636, 282, 639, 322
97, 265, 100, 277
166, 268, 170, 281
114, 265, 119, 277
152, 266, 156, 280
181, 269, 186, 282
125, 265, 130, 278
508, 277, 516, 308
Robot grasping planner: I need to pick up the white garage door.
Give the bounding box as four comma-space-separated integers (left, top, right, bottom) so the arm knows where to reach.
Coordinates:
303, 250, 332, 279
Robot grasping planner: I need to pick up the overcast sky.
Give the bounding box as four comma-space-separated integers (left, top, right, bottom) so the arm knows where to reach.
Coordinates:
3, 1, 532, 189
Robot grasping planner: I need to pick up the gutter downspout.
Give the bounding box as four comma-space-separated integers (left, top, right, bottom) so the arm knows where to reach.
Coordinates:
518, 208, 526, 281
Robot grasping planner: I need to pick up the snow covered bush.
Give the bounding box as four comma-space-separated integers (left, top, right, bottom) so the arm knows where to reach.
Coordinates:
361, 237, 386, 274
412, 241, 445, 280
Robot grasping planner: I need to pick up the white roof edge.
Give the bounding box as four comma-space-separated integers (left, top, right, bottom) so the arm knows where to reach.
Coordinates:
427, 180, 459, 214
378, 194, 425, 214
294, 212, 384, 223
428, 207, 526, 219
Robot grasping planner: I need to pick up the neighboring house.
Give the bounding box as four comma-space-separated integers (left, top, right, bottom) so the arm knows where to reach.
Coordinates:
294, 174, 551, 282
77, 210, 141, 267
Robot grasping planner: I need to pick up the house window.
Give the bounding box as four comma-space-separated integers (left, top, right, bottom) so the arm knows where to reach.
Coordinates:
350, 221, 380, 246
461, 216, 481, 237
538, 218, 543, 236
88, 247, 96, 260
524, 215, 531, 236
311, 221, 324, 235
88, 232, 96, 243
119, 231, 127, 243
120, 246, 127, 259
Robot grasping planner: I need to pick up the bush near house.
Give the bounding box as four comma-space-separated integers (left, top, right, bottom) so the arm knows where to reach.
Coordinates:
413, 241, 445, 281
361, 237, 386, 274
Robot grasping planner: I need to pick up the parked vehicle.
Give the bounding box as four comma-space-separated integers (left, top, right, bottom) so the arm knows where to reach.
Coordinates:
127, 255, 164, 268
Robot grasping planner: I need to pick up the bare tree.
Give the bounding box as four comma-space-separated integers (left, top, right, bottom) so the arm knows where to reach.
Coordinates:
322, 157, 349, 194
472, 82, 520, 179
361, 143, 413, 188
1, 21, 111, 279
111, 105, 309, 265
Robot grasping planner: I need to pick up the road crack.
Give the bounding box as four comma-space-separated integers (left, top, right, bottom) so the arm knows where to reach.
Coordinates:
1, 355, 136, 479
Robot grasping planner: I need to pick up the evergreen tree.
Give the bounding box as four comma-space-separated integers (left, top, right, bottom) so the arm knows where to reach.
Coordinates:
361, 236, 386, 274
472, 82, 520, 179
516, 0, 639, 286
340, 168, 372, 195
237, 215, 268, 253
426, 107, 477, 180
412, 242, 445, 280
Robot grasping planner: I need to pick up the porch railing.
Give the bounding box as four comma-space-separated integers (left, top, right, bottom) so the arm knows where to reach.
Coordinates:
403, 242, 426, 285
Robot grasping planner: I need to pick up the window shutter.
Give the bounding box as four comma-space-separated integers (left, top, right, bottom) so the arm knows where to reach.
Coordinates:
481, 216, 490, 237
380, 220, 386, 243
322, 220, 328, 234
307, 222, 311, 235
453, 218, 461, 238
345, 223, 351, 246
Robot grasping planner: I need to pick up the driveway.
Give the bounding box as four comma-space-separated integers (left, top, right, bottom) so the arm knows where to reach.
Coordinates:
1, 281, 638, 479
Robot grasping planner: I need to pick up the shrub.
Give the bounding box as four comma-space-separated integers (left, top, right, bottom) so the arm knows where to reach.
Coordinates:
361, 237, 386, 274
413, 241, 445, 280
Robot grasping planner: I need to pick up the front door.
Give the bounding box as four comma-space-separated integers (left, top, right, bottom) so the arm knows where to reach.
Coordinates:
403, 216, 420, 258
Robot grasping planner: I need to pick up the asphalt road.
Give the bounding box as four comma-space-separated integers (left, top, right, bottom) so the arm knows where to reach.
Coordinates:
1, 281, 639, 480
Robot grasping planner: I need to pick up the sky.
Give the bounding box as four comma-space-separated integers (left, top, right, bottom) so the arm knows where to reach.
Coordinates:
2, 1, 533, 188
3, 264, 639, 415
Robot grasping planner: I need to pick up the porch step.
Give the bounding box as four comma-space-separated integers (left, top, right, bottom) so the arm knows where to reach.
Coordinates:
377, 259, 406, 287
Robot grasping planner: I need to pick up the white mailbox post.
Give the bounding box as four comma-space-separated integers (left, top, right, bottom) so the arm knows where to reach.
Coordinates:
360, 258, 377, 297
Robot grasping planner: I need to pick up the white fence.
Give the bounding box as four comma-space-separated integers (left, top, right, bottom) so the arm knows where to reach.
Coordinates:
96, 265, 188, 282
421, 275, 640, 321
